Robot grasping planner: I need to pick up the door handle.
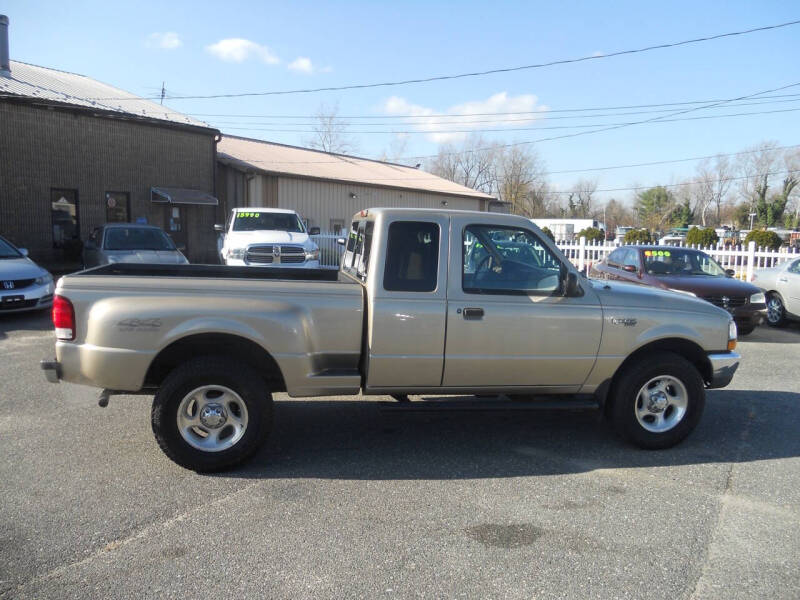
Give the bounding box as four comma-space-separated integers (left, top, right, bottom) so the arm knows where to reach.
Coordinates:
778, 277, 788, 283
462, 307, 484, 320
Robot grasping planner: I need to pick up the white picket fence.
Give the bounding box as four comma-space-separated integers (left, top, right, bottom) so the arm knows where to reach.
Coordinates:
557, 238, 799, 281
310, 233, 346, 270
311, 232, 799, 279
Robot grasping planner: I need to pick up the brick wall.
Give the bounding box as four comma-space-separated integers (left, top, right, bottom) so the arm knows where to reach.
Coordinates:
0, 102, 218, 265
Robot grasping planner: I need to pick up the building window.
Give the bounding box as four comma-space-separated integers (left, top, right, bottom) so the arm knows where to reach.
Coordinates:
105, 192, 130, 223
51, 189, 79, 248
329, 219, 345, 235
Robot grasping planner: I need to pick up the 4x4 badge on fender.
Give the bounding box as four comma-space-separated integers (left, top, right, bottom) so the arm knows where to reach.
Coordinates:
611, 317, 638, 326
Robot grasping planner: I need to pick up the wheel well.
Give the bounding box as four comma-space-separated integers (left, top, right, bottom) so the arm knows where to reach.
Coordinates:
602, 338, 712, 415
144, 333, 286, 391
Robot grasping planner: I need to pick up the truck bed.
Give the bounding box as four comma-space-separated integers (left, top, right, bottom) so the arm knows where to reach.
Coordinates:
79, 263, 341, 282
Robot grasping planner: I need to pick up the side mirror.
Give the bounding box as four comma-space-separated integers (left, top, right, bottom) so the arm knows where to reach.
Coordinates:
19, 248, 29, 257
309, 227, 321, 235
725, 268, 735, 278
214, 224, 225, 232
336, 238, 346, 246
622, 264, 637, 273
563, 271, 580, 297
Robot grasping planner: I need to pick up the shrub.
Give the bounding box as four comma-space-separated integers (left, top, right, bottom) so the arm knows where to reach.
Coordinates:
744, 229, 782, 250
624, 228, 652, 244
540, 226, 555, 242
576, 227, 605, 243
685, 227, 719, 247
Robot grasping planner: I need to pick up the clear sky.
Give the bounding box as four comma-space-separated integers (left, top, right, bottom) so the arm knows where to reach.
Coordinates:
3, 0, 799, 202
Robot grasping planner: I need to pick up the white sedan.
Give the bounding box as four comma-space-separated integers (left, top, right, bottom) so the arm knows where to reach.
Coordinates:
0, 235, 55, 313
753, 257, 800, 327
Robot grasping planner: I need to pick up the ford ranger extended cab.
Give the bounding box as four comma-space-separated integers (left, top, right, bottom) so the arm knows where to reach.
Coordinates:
42, 208, 740, 471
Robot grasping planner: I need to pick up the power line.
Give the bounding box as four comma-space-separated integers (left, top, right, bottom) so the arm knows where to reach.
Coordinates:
188, 93, 800, 119
66, 19, 800, 101
223, 144, 800, 178
218, 106, 800, 134
206, 97, 800, 126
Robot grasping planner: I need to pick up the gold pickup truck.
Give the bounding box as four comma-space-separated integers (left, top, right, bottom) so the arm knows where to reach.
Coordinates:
41, 208, 740, 471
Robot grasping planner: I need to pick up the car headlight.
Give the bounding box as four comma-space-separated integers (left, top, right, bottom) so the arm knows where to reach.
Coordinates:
749, 292, 765, 304
305, 247, 320, 260
728, 319, 737, 350
227, 248, 245, 259
668, 288, 697, 297
35, 273, 53, 285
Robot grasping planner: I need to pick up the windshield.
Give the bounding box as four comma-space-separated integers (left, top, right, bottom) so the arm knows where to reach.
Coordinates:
643, 248, 726, 277
104, 228, 176, 251
232, 211, 305, 233
0, 237, 22, 259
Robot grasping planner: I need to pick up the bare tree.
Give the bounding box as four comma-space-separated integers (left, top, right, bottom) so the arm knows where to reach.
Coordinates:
425, 134, 500, 195
737, 141, 781, 226
378, 135, 414, 165
496, 145, 549, 217
693, 155, 734, 226
305, 102, 359, 155
566, 178, 598, 218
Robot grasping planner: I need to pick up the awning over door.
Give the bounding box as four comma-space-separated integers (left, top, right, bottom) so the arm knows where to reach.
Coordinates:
151, 187, 218, 206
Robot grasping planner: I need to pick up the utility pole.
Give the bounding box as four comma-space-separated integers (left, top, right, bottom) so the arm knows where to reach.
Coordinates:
748, 212, 757, 230
160, 81, 165, 105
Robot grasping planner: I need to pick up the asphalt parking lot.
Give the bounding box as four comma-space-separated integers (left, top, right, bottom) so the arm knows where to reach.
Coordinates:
1, 311, 799, 600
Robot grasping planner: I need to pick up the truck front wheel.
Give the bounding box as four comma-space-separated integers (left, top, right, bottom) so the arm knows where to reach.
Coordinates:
151, 357, 273, 472
609, 352, 705, 449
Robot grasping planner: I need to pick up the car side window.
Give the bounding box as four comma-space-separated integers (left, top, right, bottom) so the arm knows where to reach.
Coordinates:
789, 259, 800, 274
623, 249, 641, 270
383, 221, 440, 292
462, 225, 562, 295
607, 248, 625, 268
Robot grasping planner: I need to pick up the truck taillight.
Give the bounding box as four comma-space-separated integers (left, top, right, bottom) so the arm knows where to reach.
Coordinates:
52, 295, 76, 341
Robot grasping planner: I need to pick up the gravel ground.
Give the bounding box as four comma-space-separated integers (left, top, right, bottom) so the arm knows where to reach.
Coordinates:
1, 311, 798, 599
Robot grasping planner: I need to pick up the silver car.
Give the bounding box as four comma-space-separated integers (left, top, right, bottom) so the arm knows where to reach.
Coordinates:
0, 234, 55, 313
83, 224, 189, 269
753, 257, 800, 327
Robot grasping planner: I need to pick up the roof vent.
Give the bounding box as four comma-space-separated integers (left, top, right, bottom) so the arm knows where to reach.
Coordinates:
0, 15, 9, 77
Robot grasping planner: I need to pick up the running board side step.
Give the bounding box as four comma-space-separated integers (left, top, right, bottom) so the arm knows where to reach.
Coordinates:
377, 397, 599, 412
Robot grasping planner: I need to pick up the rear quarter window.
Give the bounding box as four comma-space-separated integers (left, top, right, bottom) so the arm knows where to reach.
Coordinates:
383, 221, 440, 292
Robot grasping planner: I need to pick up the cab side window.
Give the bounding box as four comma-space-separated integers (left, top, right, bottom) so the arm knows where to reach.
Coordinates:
462, 225, 562, 295
383, 221, 440, 292
789, 259, 800, 274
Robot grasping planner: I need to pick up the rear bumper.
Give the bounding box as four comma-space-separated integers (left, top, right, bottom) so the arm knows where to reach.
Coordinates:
706, 351, 741, 389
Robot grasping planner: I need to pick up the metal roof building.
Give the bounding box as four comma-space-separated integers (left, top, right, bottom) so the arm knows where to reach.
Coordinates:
0, 14, 220, 266
217, 136, 499, 235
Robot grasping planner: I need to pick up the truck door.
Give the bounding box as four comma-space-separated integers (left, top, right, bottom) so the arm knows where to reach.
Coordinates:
364, 215, 449, 388
442, 217, 603, 390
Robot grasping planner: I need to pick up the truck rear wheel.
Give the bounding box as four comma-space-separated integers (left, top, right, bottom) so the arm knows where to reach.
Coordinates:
609, 352, 704, 449
151, 357, 272, 472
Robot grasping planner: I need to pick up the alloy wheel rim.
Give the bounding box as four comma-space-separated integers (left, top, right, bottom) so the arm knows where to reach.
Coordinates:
767, 296, 783, 324
634, 375, 689, 433
176, 385, 249, 452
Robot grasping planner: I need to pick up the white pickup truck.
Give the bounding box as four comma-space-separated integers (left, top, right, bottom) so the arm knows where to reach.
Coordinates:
216, 207, 320, 268
42, 208, 740, 472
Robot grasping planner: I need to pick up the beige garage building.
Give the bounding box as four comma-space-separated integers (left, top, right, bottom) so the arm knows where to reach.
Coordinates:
216, 136, 499, 234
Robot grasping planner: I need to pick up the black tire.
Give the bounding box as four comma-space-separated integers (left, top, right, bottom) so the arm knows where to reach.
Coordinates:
766, 292, 788, 328
609, 352, 705, 449
151, 357, 272, 472
737, 323, 756, 336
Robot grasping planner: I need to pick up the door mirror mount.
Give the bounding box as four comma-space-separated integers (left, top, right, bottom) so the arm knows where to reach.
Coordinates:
336, 238, 346, 246
725, 268, 735, 278
563, 271, 580, 297
19, 248, 29, 257
213, 224, 225, 233
309, 227, 321, 235
622, 264, 637, 273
